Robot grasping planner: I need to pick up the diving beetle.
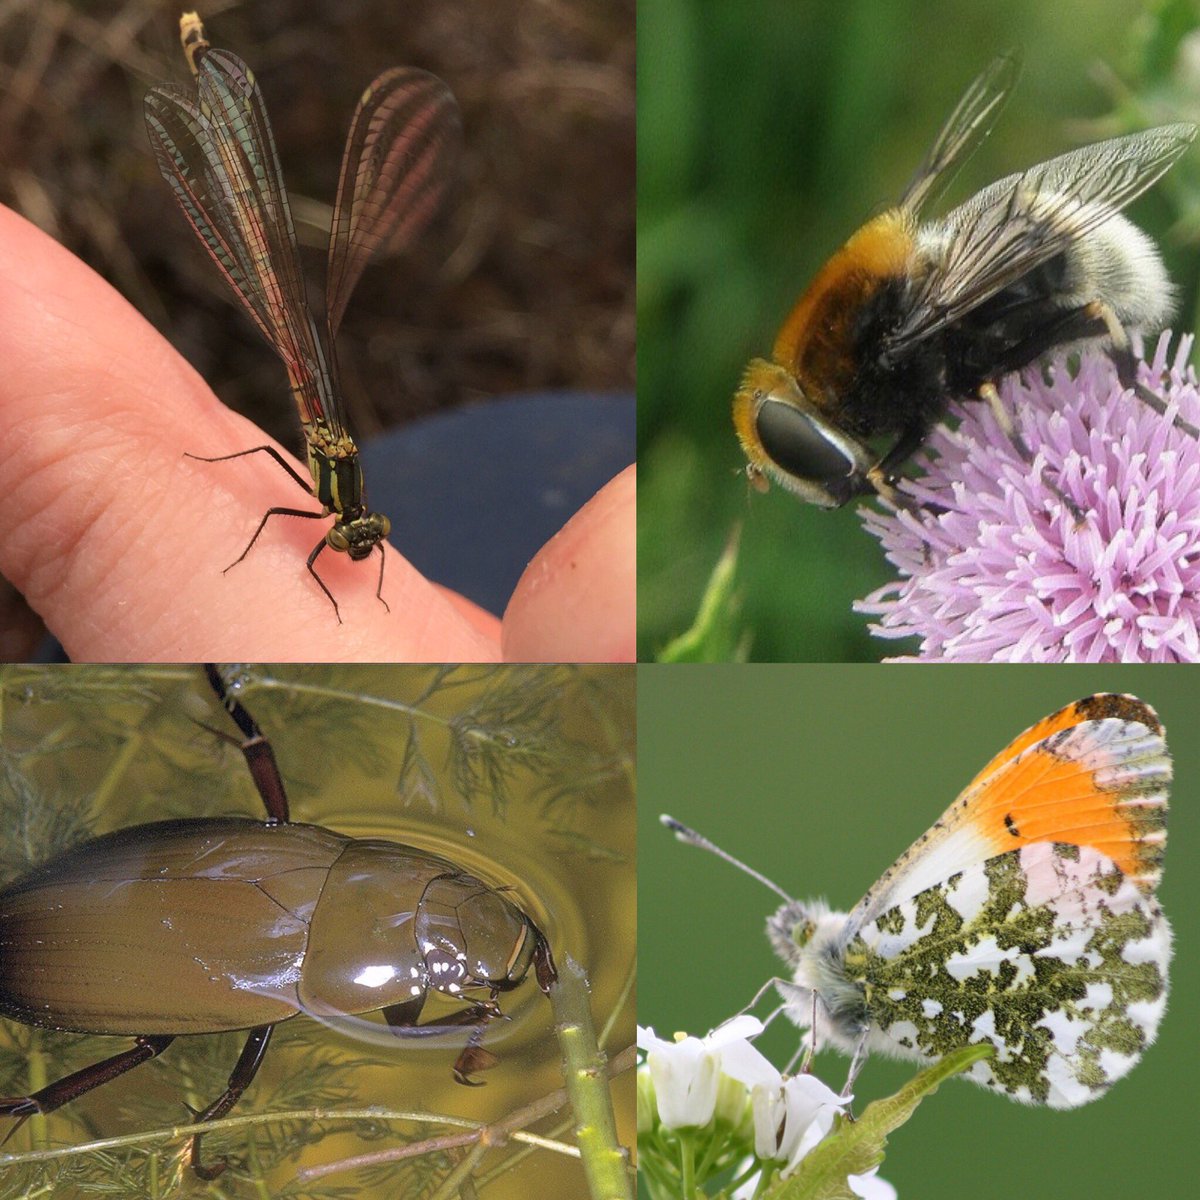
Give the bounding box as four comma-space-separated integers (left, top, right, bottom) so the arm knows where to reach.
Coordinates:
0, 665, 557, 1178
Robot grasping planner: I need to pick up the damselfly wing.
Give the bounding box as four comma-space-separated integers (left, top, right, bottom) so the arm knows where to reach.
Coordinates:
144, 15, 461, 620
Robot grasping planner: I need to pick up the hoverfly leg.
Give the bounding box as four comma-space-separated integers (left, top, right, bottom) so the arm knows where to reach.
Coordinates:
865, 464, 920, 514
869, 427, 945, 519
868, 468, 938, 564
1085, 303, 1183, 421
1130, 375, 1200, 440
867, 465, 943, 564
979, 380, 1086, 525
1032, 298, 1200, 448
1107, 332, 1200, 442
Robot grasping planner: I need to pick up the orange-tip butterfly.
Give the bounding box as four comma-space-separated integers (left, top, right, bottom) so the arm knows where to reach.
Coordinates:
663, 694, 1170, 1107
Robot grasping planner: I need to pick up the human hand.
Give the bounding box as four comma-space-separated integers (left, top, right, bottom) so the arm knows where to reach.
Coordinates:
0, 206, 634, 661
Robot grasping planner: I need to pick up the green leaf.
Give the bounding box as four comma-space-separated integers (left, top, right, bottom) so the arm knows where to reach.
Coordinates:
765, 1045, 993, 1200
657, 525, 749, 662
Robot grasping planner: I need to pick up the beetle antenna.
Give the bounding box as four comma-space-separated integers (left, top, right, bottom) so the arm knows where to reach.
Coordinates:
660, 814, 796, 904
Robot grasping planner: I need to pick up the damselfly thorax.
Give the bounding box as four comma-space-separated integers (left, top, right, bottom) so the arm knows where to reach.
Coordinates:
145, 12, 460, 621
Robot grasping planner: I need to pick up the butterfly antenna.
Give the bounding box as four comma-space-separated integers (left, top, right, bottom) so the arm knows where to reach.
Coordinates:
660, 814, 796, 904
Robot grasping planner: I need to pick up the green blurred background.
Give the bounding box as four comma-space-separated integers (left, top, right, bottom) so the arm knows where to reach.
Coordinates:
638, 665, 1200, 1198
638, 0, 1200, 661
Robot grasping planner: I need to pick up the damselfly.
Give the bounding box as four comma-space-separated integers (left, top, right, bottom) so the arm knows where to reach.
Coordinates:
144, 13, 461, 621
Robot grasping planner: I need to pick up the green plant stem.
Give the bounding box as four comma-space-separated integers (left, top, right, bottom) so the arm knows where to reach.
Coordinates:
426, 1141, 489, 1200
550, 955, 633, 1200
291, 1047, 632, 1185
0, 1105, 558, 1167
680, 1130, 696, 1199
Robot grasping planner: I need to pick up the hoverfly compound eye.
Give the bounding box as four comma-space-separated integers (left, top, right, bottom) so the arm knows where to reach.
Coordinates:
733, 357, 873, 506
755, 397, 856, 485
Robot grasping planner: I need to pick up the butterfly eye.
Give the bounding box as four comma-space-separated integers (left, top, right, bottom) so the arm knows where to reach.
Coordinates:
792, 916, 818, 949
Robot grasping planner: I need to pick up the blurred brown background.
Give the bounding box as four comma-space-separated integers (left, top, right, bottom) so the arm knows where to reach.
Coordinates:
0, 0, 635, 656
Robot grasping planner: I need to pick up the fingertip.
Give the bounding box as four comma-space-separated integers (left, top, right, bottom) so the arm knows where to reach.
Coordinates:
501, 464, 635, 662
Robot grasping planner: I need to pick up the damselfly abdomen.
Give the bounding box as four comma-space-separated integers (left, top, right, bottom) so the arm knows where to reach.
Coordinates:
145, 13, 460, 621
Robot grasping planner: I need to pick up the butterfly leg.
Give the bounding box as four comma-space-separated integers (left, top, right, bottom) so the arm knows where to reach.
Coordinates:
841, 1028, 871, 1099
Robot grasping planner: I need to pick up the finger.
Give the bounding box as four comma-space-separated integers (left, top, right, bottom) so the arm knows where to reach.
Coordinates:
501, 464, 635, 662
0, 204, 499, 661
436, 586, 502, 641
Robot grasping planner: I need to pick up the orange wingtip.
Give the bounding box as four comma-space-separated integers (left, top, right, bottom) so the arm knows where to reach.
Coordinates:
962, 695, 1168, 890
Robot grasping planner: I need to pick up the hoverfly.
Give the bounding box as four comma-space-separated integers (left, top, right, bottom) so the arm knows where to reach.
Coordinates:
733, 54, 1196, 510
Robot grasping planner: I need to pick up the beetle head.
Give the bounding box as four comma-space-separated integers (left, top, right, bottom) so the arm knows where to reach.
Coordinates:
420, 874, 551, 995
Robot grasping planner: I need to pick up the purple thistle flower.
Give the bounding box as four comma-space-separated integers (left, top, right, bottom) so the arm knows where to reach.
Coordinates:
856, 333, 1200, 662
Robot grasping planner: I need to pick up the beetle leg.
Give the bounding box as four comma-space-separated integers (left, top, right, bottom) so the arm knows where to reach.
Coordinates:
452, 1029, 499, 1086
382, 997, 507, 1086
188, 1023, 274, 1181
532, 928, 558, 993
0, 1035, 175, 1142
381, 996, 504, 1036
203, 664, 290, 823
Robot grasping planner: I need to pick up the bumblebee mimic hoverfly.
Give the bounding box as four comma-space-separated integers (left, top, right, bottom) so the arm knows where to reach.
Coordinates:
733, 54, 1197, 510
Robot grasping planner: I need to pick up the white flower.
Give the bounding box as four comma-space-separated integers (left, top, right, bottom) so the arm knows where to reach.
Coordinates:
637, 1016, 775, 1130
768, 1074, 847, 1177
849, 1167, 899, 1199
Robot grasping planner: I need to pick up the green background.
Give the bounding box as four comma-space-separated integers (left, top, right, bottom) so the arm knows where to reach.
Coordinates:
637, 0, 1200, 660
638, 665, 1199, 1198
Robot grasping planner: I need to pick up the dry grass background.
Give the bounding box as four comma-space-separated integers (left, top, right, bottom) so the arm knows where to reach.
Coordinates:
0, 0, 635, 657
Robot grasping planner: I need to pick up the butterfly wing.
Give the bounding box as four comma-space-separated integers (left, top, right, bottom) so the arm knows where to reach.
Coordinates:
845, 694, 1168, 928
843, 839, 1170, 1106
834, 694, 1171, 1107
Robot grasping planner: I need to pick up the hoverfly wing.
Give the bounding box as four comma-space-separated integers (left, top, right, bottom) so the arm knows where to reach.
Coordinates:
145, 50, 335, 425
899, 52, 1020, 216
890, 123, 1197, 352
326, 68, 462, 339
